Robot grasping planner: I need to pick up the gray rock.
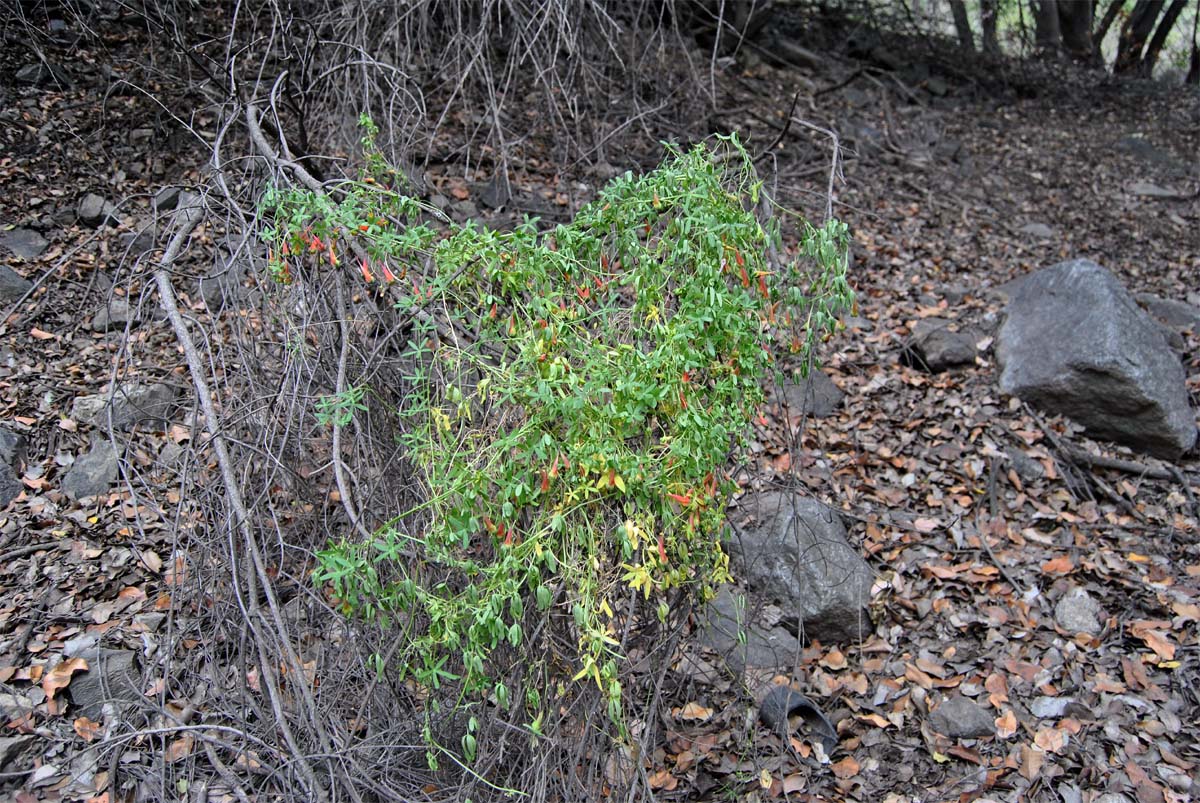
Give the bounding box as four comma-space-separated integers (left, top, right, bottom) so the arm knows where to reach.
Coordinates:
71, 382, 177, 430
66, 649, 141, 721
450, 199, 479, 220
929, 695, 996, 739
62, 441, 119, 500
0, 265, 33, 303
152, 186, 189, 212
1129, 181, 1180, 198
77, 194, 117, 228
16, 62, 68, 87
842, 315, 875, 331
1004, 447, 1045, 482
0, 471, 21, 507
696, 586, 802, 672
0, 228, 49, 259
727, 492, 873, 644
903, 319, 977, 372
0, 428, 26, 468
118, 227, 156, 254
996, 260, 1196, 460
1054, 587, 1103, 635
774, 371, 844, 418
1136, 293, 1200, 332
0, 735, 38, 772
1019, 222, 1055, 239
943, 285, 970, 305
477, 175, 512, 209
90, 298, 141, 332
199, 235, 251, 311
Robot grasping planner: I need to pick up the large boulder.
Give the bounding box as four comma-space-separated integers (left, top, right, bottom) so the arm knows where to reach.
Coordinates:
727, 492, 873, 644
995, 260, 1196, 460
70, 382, 177, 430
695, 586, 802, 672
772, 371, 844, 418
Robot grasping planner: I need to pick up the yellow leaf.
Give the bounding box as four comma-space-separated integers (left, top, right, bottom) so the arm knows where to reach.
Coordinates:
613, 474, 626, 493
759, 769, 772, 789
932, 752, 950, 763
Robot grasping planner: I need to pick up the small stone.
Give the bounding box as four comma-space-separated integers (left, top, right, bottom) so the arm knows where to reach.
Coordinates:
1004, 447, 1045, 481
943, 285, 970, 305
774, 371, 844, 418
0, 470, 21, 507
118, 228, 156, 254
0, 228, 49, 259
0, 265, 33, 303
929, 695, 996, 739
65, 649, 141, 721
1054, 587, 1103, 635
0, 735, 37, 772
61, 441, 119, 500
16, 62, 68, 87
70, 383, 177, 430
1019, 222, 1055, 239
0, 428, 26, 468
90, 298, 141, 332
77, 194, 117, 228
450, 199, 479, 220
152, 186, 183, 212
903, 319, 977, 372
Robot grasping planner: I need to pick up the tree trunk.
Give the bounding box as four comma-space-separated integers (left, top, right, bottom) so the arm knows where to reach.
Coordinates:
1058, 0, 1094, 59
1092, 0, 1126, 61
1033, 0, 1062, 51
948, 0, 976, 51
1139, 0, 1187, 76
1188, 2, 1200, 84
980, 0, 1001, 53
1114, 0, 1165, 73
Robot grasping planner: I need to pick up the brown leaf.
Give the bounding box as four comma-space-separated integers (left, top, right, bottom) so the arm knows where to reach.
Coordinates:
165, 734, 194, 762
677, 701, 713, 721
43, 657, 88, 700
947, 744, 984, 764
831, 756, 860, 779
74, 717, 102, 742
1040, 555, 1074, 574
1124, 761, 1165, 803
647, 769, 677, 790
30, 327, 56, 340
782, 773, 806, 793
995, 709, 1018, 739
905, 663, 935, 690
1033, 727, 1067, 754
1018, 744, 1045, 781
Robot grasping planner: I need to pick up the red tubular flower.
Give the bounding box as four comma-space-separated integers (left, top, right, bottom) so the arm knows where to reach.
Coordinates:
359, 259, 373, 282
380, 262, 396, 283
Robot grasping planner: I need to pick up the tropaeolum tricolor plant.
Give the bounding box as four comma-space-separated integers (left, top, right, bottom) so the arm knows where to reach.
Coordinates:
260, 120, 852, 761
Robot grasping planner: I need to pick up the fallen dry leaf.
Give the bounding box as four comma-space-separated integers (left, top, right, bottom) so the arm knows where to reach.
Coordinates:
74, 716, 102, 742
677, 701, 713, 721
43, 657, 88, 700
831, 756, 860, 779
995, 709, 1018, 739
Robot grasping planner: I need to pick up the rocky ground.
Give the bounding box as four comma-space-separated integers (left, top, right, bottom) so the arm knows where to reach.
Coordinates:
1, 10, 1198, 803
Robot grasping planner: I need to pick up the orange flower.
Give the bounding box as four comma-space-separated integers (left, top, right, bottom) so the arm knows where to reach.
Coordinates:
360, 258, 374, 283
